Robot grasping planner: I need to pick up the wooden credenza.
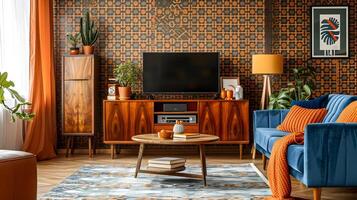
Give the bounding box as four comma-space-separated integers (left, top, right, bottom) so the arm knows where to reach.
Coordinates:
62, 55, 97, 157
103, 100, 249, 159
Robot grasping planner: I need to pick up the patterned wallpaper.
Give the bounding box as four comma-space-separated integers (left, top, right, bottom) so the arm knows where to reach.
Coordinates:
53, 0, 266, 148
271, 0, 356, 96
53, 0, 356, 149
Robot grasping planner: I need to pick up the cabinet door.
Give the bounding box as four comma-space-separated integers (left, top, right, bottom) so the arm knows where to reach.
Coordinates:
221, 101, 249, 141
130, 102, 154, 135
63, 80, 93, 134
104, 101, 130, 141
199, 101, 221, 135
64, 56, 93, 80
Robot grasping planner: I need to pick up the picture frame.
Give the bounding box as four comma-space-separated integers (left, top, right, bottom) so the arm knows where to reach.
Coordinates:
220, 77, 240, 90
311, 6, 349, 58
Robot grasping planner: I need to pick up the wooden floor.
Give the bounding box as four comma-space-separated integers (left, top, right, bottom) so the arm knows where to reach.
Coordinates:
37, 153, 357, 200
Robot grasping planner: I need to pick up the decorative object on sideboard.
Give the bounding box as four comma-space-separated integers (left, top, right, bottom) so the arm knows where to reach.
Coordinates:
220, 89, 227, 99
158, 129, 173, 139
252, 54, 283, 110
80, 10, 98, 55
107, 84, 119, 100
226, 89, 234, 100
221, 77, 239, 92
173, 120, 185, 134
113, 61, 142, 100
66, 33, 81, 55
235, 84, 243, 100
269, 65, 315, 109
311, 6, 349, 58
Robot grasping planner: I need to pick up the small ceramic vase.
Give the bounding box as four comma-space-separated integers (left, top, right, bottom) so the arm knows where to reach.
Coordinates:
226, 90, 233, 100
220, 89, 227, 99
173, 120, 185, 134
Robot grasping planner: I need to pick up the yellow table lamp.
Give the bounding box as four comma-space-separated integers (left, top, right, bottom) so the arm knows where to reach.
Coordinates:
252, 54, 283, 109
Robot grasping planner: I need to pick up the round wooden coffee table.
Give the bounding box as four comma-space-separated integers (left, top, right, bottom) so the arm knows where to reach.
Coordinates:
132, 133, 219, 186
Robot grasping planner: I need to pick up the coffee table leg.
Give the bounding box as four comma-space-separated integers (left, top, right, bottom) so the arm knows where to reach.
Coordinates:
199, 144, 207, 186
135, 143, 145, 178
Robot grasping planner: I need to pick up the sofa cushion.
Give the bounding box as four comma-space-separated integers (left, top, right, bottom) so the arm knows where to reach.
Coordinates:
266, 138, 304, 173
277, 105, 327, 133
323, 94, 357, 122
291, 94, 329, 109
255, 128, 289, 152
336, 101, 357, 122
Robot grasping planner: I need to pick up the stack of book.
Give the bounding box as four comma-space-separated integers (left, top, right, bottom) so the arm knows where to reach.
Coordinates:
147, 157, 186, 172
173, 132, 200, 139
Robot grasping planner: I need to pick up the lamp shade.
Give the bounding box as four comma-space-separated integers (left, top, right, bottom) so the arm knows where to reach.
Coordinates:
252, 54, 283, 74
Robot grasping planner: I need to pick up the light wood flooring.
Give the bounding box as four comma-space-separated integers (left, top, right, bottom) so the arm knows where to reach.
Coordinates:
37, 153, 357, 200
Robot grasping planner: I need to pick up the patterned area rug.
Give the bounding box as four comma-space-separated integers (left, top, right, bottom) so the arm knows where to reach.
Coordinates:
41, 163, 271, 200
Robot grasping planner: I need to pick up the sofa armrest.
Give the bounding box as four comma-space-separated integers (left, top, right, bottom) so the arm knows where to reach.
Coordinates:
303, 123, 357, 187
253, 109, 289, 129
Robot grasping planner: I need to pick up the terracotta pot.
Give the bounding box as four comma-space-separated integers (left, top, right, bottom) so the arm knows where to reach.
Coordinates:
69, 48, 79, 55
83, 45, 94, 55
118, 86, 131, 100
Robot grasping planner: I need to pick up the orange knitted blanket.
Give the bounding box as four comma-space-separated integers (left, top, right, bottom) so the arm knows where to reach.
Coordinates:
266, 132, 304, 200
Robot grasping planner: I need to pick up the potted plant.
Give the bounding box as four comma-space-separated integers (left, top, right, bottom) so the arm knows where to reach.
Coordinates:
269, 65, 315, 109
113, 61, 142, 100
80, 10, 98, 55
0, 72, 34, 121
66, 33, 81, 55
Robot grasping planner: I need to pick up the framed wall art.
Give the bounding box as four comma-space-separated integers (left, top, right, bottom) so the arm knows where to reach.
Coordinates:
220, 77, 240, 90
311, 6, 349, 58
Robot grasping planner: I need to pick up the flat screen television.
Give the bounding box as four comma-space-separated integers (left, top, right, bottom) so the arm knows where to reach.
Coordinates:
143, 52, 219, 93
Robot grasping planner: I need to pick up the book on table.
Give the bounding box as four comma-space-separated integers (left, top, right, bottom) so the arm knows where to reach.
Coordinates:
148, 157, 186, 165
147, 166, 185, 172
173, 133, 200, 139
148, 162, 185, 169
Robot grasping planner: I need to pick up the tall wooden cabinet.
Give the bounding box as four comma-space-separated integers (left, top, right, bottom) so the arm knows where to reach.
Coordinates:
103, 100, 249, 159
62, 55, 97, 157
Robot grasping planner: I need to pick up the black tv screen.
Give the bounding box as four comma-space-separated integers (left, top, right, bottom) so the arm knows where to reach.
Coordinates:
143, 52, 219, 93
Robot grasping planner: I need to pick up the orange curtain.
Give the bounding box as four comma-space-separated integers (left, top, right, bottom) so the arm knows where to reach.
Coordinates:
23, 0, 57, 160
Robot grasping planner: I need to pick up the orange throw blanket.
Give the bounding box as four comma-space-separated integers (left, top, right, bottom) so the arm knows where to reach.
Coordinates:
266, 132, 304, 200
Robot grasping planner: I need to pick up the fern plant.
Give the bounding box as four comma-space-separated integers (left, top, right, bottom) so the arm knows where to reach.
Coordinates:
0, 72, 34, 121
80, 11, 98, 46
269, 65, 315, 110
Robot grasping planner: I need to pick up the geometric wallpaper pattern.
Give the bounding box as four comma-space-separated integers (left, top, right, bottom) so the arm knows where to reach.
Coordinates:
54, 0, 356, 148
271, 0, 356, 97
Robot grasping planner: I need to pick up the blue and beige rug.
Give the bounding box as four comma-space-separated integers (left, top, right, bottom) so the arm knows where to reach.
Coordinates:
41, 163, 271, 200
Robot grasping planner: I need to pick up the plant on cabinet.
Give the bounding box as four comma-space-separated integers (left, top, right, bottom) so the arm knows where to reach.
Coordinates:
113, 61, 142, 100
66, 33, 81, 55
80, 10, 98, 55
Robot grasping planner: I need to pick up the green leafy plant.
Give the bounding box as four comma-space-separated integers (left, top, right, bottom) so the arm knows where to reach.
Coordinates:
0, 72, 34, 121
113, 61, 142, 87
80, 11, 99, 46
66, 33, 81, 49
269, 65, 315, 110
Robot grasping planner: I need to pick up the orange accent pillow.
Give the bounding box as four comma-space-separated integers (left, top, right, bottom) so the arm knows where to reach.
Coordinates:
277, 105, 327, 133
336, 101, 357, 122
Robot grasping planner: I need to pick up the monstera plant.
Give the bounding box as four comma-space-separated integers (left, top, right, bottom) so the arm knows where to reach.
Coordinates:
0, 72, 34, 121
269, 65, 315, 110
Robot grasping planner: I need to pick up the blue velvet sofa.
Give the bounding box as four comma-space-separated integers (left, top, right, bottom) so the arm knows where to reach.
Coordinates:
253, 94, 357, 199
